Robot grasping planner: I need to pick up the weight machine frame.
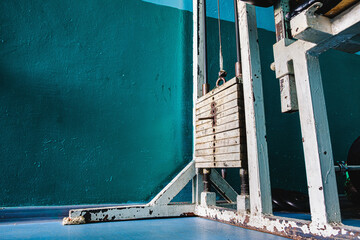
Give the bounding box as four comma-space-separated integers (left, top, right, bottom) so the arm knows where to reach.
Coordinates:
65, 1, 360, 238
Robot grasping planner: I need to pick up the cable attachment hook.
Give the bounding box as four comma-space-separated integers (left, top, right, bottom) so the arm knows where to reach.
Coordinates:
216, 70, 227, 87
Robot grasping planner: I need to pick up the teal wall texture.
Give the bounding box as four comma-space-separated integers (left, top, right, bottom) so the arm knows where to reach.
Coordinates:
0, 0, 359, 207
0, 0, 193, 206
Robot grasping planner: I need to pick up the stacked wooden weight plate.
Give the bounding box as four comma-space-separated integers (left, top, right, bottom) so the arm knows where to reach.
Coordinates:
195, 77, 247, 168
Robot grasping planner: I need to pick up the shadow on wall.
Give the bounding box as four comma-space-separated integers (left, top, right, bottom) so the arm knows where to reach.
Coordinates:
0, 0, 193, 207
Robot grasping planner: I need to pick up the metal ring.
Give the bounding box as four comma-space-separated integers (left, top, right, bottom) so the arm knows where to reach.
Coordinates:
216, 77, 226, 87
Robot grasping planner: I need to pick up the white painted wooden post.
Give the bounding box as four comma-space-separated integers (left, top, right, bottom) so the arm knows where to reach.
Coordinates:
292, 46, 341, 225
238, 1, 272, 216
273, 39, 341, 224
193, 0, 205, 204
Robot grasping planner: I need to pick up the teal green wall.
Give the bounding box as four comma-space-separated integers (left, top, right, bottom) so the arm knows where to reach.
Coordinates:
0, 0, 193, 206
1, 0, 359, 207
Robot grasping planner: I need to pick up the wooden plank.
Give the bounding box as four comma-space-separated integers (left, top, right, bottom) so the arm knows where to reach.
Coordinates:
195, 135, 246, 150
195, 160, 241, 168
192, 0, 203, 207
193, 0, 204, 99
69, 204, 195, 223
196, 91, 243, 115
195, 128, 243, 144
196, 153, 242, 162
196, 84, 241, 109
196, 98, 241, 116
195, 120, 242, 138
197, 106, 243, 120
290, 42, 341, 223
195, 130, 246, 145
239, 2, 272, 215
195, 144, 246, 156
196, 77, 239, 103
196, 112, 245, 131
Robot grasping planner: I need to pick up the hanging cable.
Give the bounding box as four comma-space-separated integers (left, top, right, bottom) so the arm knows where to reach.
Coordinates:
217, 0, 224, 72
217, 0, 227, 179
216, 0, 227, 88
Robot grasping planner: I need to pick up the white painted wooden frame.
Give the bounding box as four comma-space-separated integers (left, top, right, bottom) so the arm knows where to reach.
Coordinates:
272, 2, 360, 226
66, 0, 272, 222
274, 38, 342, 225
64, 1, 360, 238
238, 1, 272, 216
291, 2, 360, 54
192, 0, 205, 204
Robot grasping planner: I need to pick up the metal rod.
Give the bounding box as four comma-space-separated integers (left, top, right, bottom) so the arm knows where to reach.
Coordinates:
234, 0, 241, 63
201, 0, 208, 86
203, 168, 211, 192
240, 168, 249, 195
335, 165, 360, 172
233, 0, 242, 77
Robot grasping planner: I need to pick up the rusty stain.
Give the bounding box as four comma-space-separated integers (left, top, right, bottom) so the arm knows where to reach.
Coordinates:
180, 212, 196, 217
196, 205, 360, 239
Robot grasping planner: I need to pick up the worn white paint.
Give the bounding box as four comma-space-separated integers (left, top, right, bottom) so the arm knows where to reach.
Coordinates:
279, 74, 298, 113
331, 2, 360, 35
70, 204, 195, 222
192, 0, 205, 204
273, 1, 298, 113
290, 2, 360, 54
273, 38, 341, 225
195, 206, 347, 238
291, 2, 333, 43
201, 192, 216, 207
195, 168, 204, 204
238, 0, 272, 216
237, 195, 250, 212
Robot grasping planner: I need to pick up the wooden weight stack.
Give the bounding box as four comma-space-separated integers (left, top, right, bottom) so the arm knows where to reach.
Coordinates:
195, 77, 247, 169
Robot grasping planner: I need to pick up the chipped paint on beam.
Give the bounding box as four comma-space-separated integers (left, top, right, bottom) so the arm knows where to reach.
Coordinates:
69, 204, 195, 223
195, 205, 360, 239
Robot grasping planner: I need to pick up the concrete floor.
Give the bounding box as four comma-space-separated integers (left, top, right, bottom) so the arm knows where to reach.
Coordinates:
0, 217, 288, 240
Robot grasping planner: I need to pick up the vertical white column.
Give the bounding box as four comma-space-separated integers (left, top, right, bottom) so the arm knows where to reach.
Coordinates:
192, 0, 205, 204
238, 1, 272, 215
292, 49, 341, 225
273, 37, 341, 224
